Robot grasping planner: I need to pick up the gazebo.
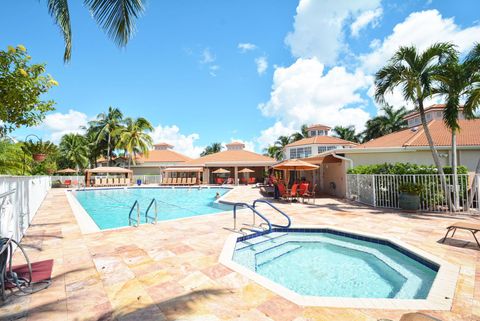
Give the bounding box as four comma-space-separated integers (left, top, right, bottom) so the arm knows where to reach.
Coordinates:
84, 166, 133, 187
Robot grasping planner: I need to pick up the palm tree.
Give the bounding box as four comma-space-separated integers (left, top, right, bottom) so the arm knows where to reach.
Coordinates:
263, 145, 284, 161
272, 135, 292, 160
332, 125, 359, 143
201, 142, 222, 157
434, 43, 480, 209
88, 107, 124, 166
59, 133, 89, 170
46, 0, 146, 62
0, 139, 25, 175
375, 42, 457, 207
290, 124, 309, 142
116, 117, 153, 168
362, 105, 408, 142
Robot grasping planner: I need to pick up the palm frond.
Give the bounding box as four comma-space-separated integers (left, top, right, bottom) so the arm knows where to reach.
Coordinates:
47, 0, 72, 62
84, 0, 145, 47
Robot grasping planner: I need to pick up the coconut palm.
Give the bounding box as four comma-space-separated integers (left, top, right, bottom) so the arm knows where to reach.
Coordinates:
434, 43, 480, 208
116, 117, 153, 167
46, 0, 146, 62
263, 145, 284, 161
59, 133, 89, 170
88, 107, 124, 166
362, 105, 408, 142
332, 125, 359, 143
375, 42, 457, 207
290, 124, 309, 142
200, 142, 222, 157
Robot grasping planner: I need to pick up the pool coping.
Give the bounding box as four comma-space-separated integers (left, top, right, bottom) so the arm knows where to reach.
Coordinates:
219, 225, 459, 310
65, 186, 235, 234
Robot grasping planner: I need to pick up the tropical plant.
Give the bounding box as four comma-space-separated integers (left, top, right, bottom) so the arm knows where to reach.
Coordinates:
0, 45, 57, 135
374, 42, 457, 208
332, 125, 360, 143
263, 145, 284, 161
59, 133, 89, 170
200, 142, 222, 157
399, 182, 424, 195
22, 139, 57, 156
115, 117, 153, 167
290, 124, 309, 142
434, 42, 480, 208
0, 139, 25, 175
88, 106, 124, 166
362, 105, 408, 142
45, 0, 146, 62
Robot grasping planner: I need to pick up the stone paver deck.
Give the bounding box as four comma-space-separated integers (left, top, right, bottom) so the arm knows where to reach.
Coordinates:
1, 187, 480, 321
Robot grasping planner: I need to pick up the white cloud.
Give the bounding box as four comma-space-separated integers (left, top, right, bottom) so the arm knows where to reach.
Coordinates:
39, 109, 88, 143
350, 8, 383, 37
238, 43, 257, 52
258, 57, 372, 134
209, 65, 220, 77
255, 56, 268, 75
151, 124, 203, 158
284, 0, 381, 64
200, 48, 215, 64
256, 121, 297, 150
360, 9, 480, 74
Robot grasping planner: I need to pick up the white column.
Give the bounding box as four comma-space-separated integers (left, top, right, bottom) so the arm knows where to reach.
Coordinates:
234, 166, 239, 186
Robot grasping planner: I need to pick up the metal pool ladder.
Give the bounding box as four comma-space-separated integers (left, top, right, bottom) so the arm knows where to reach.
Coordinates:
145, 198, 158, 224
128, 200, 140, 227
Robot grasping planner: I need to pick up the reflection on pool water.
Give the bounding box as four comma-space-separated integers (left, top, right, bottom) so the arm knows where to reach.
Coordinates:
72, 187, 232, 230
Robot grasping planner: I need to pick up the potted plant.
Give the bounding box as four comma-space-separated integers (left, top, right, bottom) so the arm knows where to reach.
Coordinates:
23, 139, 56, 162
398, 182, 423, 210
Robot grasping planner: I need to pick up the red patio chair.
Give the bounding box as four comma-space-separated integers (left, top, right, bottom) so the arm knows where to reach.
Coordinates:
288, 184, 299, 201
277, 183, 289, 200
240, 177, 247, 185
249, 177, 256, 184
216, 177, 224, 185
64, 179, 71, 187
1, 238, 53, 301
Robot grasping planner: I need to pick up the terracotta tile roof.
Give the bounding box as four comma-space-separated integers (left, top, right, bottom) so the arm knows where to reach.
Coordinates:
226, 141, 245, 146
306, 124, 331, 130
137, 149, 191, 163
154, 142, 174, 148
404, 104, 464, 120
358, 119, 480, 148
285, 136, 358, 148
184, 150, 275, 166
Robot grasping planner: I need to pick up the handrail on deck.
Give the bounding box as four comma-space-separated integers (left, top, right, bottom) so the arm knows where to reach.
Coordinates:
252, 199, 291, 228
233, 203, 271, 233
128, 200, 140, 227
145, 198, 158, 224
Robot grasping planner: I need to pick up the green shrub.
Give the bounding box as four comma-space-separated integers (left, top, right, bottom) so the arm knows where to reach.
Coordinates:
399, 182, 423, 195
347, 162, 468, 175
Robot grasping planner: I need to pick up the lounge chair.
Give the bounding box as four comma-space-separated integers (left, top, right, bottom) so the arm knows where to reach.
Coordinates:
125, 178, 131, 186
107, 178, 113, 186
182, 178, 188, 185
186, 177, 192, 185
287, 184, 299, 201
95, 177, 101, 187
240, 177, 247, 185
171, 178, 178, 185
441, 221, 480, 248
302, 184, 317, 204
1, 237, 53, 301
119, 177, 125, 186
166, 177, 173, 185
277, 183, 289, 201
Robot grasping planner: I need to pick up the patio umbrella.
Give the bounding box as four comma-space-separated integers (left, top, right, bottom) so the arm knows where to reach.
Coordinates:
273, 159, 319, 184
56, 168, 77, 174
212, 168, 230, 174
238, 168, 255, 184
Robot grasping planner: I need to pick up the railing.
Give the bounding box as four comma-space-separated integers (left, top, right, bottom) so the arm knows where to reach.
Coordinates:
233, 203, 272, 233
145, 198, 158, 224
252, 199, 291, 228
347, 173, 480, 213
0, 176, 51, 242
132, 175, 162, 185
128, 200, 140, 227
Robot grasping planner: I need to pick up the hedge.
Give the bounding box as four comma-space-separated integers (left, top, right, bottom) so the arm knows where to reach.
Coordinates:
347, 163, 468, 175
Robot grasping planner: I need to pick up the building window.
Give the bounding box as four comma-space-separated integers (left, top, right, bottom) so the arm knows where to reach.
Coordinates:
318, 145, 337, 153
289, 147, 312, 159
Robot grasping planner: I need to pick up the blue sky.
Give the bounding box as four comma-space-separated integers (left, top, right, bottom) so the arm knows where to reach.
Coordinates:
1, 0, 479, 156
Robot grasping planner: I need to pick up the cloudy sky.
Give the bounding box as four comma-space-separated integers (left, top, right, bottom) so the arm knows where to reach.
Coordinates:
1, 0, 479, 157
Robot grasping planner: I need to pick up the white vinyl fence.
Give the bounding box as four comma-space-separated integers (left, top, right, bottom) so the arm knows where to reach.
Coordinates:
132, 175, 162, 185
347, 174, 480, 213
0, 176, 51, 242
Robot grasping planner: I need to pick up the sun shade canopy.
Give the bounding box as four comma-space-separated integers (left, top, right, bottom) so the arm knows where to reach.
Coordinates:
272, 159, 319, 171
212, 168, 230, 174
238, 168, 255, 173
162, 167, 203, 172
56, 168, 77, 173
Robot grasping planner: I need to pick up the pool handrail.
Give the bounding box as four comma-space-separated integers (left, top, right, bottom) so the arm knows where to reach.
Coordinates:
145, 198, 158, 224
128, 200, 140, 227
252, 199, 291, 228
233, 202, 272, 233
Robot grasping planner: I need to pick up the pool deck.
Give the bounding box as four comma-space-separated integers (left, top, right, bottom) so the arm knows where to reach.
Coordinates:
1, 186, 479, 321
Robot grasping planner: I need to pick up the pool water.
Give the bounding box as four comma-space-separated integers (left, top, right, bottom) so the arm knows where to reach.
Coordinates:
72, 187, 231, 229
233, 231, 437, 299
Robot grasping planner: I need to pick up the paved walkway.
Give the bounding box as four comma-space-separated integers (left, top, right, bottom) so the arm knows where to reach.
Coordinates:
1, 187, 479, 321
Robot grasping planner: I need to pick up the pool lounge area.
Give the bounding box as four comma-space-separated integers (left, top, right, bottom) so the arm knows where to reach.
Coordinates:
1, 185, 479, 321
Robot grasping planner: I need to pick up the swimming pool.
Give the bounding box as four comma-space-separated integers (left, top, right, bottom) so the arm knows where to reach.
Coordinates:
71, 187, 232, 230
232, 230, 437, 299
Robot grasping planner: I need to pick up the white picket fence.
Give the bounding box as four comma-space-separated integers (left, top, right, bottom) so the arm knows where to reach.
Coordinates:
0, 176, 51, 242
347, 174, 480, 213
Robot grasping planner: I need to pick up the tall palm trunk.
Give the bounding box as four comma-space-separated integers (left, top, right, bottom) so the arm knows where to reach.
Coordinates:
467, 158, 480, 210
418, 100, 454, 210
451, 131, 459, 209
107, 132, 111, 166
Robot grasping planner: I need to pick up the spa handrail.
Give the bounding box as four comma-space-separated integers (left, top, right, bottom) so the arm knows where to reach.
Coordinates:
252, 199, 291, 228
128, 200, 140, 227
233, 203, 271, 233
145, 198, 158, 224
